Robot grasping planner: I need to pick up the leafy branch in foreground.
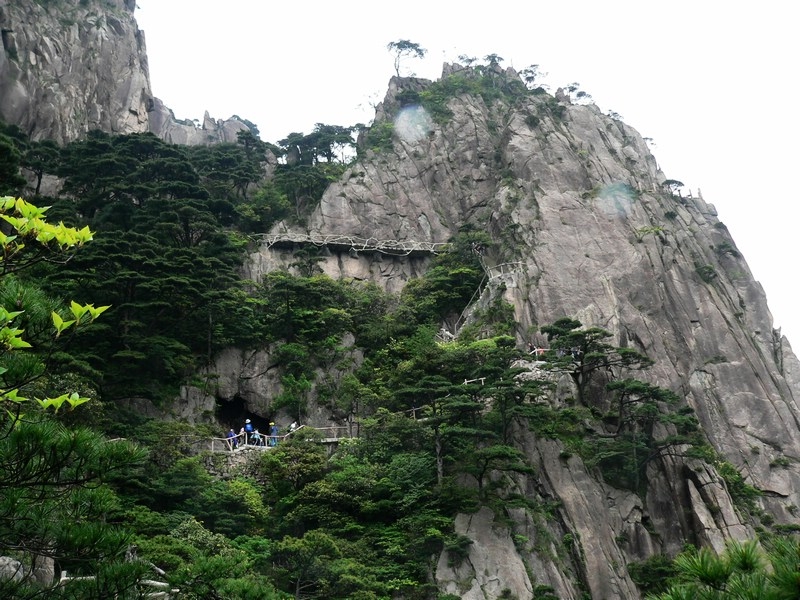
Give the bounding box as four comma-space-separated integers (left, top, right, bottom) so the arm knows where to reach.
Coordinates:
1, 196, 109, 412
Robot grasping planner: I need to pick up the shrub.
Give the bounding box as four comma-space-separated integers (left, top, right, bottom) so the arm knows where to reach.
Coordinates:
716, 460, 761, 511
714, 241, 740, 258
396, 89, 421, 107
695, 264, 717, 283
364, 121, 395, 151
627, 554, 678, 595
525, 114, 540, 128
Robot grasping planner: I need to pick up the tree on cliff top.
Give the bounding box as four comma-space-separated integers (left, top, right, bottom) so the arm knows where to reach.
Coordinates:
387, 39, 427, 77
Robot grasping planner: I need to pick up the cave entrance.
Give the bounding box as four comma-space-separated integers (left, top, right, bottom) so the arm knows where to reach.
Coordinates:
215, 396, 270, 436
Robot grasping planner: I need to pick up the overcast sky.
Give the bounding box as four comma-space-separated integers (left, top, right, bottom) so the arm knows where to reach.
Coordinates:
134, 0, 799, 346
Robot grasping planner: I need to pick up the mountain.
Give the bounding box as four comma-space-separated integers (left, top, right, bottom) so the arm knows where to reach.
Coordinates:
2, 3, 800, 598
0, 0, 251, 145
243, 67, 800, 598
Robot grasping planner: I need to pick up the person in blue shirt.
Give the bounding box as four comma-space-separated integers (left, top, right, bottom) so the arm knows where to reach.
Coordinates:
269, 422, 279, 446
244, 419, 254, 445
226, 428, 238, 451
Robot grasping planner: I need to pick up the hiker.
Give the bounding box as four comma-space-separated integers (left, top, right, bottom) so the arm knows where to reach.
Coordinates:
269, 422, 279, 446
244, 419, 254, 444
251, 429, 264, 446
226, 428, 238, 451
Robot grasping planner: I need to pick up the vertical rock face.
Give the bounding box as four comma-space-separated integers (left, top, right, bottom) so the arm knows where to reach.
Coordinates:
0, 0, 149, 143
4, 3, 800, 593
0, 0, 252, 146
147, 97, 259, 146
247, 67, 800, 598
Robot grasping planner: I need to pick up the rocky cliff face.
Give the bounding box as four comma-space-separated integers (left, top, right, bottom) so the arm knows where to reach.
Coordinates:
242, 68, 800, 598
0, 0, 148, 143
5, 3, 800, 595
0, 0, 250, 145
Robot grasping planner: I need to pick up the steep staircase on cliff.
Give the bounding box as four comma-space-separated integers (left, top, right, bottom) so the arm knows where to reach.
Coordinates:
446, 247, 527, 339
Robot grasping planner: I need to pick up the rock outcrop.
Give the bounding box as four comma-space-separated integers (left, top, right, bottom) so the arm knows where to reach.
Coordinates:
0, 0, 254, 146
243, 68, 800, 597
0, 0, 148, 143
147, 97, 258, 146
4, 1, 800, 594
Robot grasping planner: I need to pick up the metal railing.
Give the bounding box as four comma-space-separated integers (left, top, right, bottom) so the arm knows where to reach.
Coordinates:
210, 425, 356, 453
255, 232, 450, 256
60, 572, 178, 599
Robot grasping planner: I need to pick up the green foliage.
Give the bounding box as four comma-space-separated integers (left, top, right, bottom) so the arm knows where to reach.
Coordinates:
636, 225, 664, 242
0, 89, 756, 598
0, 130, 27, 195
662, 179, 685, 195
395, 229, 487, 332
0, 195, 94, 275
649, 539, 800, 600
234, 180, 291, 233
273, 162, 346, 222
396, 88, 421, 107
0, 417, 145, 596
417, 65, 528, 125
524, 114, 540, 128
535, 319, 703, 492
271, 529, 341, 597
0, 194, 155, 597
364, 121, 395, 152
714, 241, 740, 258
540, 318, 653, 404
33, 203, 248, 400
695, 263, 718, 283
419, 75, 476, 122
716, 460, 762, 511
541, 95, 566, 120
387, 39, 427, 77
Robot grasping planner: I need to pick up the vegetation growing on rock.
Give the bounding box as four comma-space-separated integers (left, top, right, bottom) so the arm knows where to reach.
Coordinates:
0, 39, 797, 599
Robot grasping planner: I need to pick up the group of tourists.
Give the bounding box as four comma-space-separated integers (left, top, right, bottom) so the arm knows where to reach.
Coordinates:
226, 419, 281, 451
526, 343, 582, 361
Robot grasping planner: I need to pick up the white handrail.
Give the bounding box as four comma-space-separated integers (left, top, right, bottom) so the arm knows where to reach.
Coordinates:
210, 425, 357, 452
257, 232, 451, 256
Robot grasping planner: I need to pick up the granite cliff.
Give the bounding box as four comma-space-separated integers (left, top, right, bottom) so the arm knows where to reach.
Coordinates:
241, 68, 800, 598
2, 3, 800, 598
0, 0, 250, 145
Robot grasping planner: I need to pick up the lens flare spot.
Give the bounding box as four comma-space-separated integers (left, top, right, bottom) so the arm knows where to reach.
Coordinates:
594, 182, 637, 218
394, 105, 434, 144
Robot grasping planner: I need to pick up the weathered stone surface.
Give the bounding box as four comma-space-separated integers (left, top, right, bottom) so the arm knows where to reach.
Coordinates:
0, 556, 25, 582
206, 347, 282, 417
201, 334, 363, 427
0, 552, 51, 586
147, 98, 265, 147
6, 7, 800, 594
30, 554, 54, 587
533, 439, 643, 599
245, 67, 800, 597
436, 507, 533, 600
0, 1, 262, 149
0, 0, 148, 144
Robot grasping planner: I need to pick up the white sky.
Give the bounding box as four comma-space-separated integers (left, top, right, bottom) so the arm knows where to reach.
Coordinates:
135, 0, 799, 346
